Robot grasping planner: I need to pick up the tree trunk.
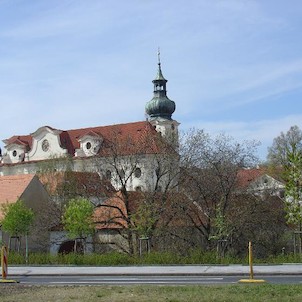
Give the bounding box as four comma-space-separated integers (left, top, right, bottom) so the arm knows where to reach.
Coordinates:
25, 234, 29, 264
127, 229, 134, 255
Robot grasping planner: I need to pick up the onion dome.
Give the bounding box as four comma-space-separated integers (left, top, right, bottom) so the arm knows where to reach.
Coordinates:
145, 54, 175, 120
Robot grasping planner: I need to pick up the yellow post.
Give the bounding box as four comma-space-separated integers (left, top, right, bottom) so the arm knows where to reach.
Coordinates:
238, 241, 266, 283
249, 241, 254, 279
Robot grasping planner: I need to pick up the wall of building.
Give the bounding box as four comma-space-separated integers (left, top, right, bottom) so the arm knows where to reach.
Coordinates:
49, 231, 94, 254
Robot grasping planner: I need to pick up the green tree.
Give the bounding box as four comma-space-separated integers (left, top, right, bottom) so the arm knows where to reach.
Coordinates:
1, 199, 34, 252
132, 201, 157, 239
268, 126, 302, 253
62, 198, 94, 253
283, 147, 302, 252
284, 150, 302, 224
267, 125, 302, 166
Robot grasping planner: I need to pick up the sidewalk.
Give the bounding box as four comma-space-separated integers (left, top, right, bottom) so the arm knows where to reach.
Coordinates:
7, 264, 302, 276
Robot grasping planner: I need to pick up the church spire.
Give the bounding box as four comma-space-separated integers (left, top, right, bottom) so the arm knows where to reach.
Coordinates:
155, 48, 166, 81
145, 50, 175, 120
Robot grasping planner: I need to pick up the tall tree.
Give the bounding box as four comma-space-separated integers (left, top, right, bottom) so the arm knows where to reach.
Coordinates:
179, 129, 259, 246
283, 146, 302, 252
93, 127, 180, 254
284, 149, 302, 224
227, 192, 287, 258
268, 125, 302, 252
267, 125, 302, 166
62, 197, 94, 253
1, 200, 34, 252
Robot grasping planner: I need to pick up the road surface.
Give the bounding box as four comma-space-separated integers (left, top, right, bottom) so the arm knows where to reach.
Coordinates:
7, 274, 302, 285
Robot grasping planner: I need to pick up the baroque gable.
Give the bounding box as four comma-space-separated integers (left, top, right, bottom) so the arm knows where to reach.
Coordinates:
75, 131, 103, 157
2, 126, 67, 164
28, 126, 67, 161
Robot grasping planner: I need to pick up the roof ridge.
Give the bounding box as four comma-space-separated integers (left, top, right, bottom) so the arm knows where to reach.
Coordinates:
65, 120, 149, 133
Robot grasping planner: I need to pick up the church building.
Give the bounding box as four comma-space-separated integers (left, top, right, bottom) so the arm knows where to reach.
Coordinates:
0, 58, 180, 192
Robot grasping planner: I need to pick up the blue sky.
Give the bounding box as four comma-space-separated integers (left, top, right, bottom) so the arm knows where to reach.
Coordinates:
1, 0, 302, 161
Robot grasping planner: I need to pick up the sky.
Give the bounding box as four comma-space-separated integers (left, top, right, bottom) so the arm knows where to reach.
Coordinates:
1, 0, 302, 161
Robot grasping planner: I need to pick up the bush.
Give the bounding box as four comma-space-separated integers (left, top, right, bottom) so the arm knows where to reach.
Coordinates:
6, 249, 302, 266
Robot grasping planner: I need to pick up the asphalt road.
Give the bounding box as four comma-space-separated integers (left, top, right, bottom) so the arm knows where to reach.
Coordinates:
4, 264, 302, 285
8, 274, 302, 285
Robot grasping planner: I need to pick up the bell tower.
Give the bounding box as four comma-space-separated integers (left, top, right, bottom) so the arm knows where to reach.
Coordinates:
145, 50, 179, 147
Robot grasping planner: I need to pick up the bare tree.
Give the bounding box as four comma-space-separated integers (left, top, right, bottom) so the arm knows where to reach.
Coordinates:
179, 129, 259, 248
93, 127, 180, 255
267, 125, 302, 167
227, 192, 287, 258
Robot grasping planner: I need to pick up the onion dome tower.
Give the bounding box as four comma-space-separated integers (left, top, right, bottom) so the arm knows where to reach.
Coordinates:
145, 52, 176, 120
145, 50, 179, 147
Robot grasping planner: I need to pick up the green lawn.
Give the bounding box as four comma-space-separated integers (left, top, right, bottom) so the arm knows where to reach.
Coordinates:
1, 284, 302, 302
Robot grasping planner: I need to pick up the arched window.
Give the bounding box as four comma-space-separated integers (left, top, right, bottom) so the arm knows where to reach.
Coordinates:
86, 142, 92, 150
42, 139, 50, 152
105, 170, 112, 180
120, 169, 125, 179
134, 167, 142, 178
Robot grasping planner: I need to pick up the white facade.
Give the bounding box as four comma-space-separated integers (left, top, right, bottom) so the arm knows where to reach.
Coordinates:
49, 231, 93, 254
247, 174, 285, 197
0, 124, 179, 193
28, 127, 68, 161
149, 118, 180, 149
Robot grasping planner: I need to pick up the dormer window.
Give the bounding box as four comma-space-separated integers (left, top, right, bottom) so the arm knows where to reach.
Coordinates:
134, 168, 141, 178
77, 131, 103, 156
3, 140, 28, 163
86, 142, 92, 150
105, 170, 112, 180
120, 169, 125, 179
42, 139, 50, 152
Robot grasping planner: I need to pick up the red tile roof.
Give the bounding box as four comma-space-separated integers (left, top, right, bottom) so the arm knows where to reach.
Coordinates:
77, 130, 102, 140
94, 192, 128, 229
4, 121, 164, 160
65, 121, 162, 156
236, 168, 266, 188
0, 174, 36, 219
3, 135, 32, 149
38, 171, 115, 197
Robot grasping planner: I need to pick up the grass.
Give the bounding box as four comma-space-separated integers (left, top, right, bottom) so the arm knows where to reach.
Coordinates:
1, 284, 302, 302
7, 250, 302, 266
